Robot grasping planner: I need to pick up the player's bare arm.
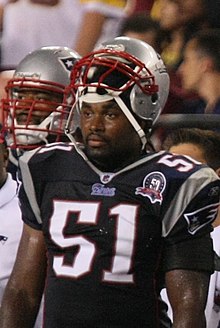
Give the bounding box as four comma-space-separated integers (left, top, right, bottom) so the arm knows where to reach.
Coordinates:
166, 269, 210, 328
0, 224, 47, 328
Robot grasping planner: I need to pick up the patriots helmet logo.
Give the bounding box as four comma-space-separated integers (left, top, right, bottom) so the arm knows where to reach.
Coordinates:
184, 203, 219, 235
59, 57, 76, 72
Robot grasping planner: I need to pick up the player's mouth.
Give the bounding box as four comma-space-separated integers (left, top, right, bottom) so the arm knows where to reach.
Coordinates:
87, 134, 107, 147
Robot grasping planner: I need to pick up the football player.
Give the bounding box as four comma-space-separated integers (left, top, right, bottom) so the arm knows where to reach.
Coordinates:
0, 46, 80, 327
0, 37, 220, 327
1, 45, 81, 178
161, 127, 220, 328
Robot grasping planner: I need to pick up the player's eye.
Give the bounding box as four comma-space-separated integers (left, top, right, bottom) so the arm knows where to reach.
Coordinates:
105, 112, 116, 119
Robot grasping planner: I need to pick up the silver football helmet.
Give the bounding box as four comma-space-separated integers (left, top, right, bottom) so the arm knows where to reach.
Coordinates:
2, 46, 81, 149
65, 36, 170, 148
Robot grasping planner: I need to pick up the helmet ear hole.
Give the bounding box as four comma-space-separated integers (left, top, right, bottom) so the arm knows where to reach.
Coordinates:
130, 84, 159, 122
151, 93, 158, 104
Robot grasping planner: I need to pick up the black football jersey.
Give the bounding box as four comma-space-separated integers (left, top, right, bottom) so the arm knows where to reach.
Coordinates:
18, 142, 220, 328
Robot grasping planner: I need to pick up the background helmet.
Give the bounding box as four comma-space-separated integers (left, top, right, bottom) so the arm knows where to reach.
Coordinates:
2, 46, 80, 149
66, 36, 169, 148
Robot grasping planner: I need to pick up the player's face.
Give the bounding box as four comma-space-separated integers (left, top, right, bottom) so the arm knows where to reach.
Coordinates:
12, 89, 62, 125
80, 100, 142, 170
178, 40, 204, 92
159, 0, 184, 31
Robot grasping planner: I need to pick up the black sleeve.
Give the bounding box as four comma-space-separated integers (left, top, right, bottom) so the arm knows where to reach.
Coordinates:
162, 234, 214, 273
19, 182, 43, 231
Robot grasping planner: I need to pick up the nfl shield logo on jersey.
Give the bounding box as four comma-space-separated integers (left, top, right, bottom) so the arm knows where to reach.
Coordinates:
135, 171, 166, 204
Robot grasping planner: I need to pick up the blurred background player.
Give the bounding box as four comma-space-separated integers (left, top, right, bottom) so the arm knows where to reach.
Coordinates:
74, 0, 129, 56
161, 127, 220, 328
0, 130, 21, 302
0, 0, 82, 68
119, 12, 164, 54
1, 45, 81, 178
0, 0, 128, 67
0, 130, 43, 327
178, 28, 220, 115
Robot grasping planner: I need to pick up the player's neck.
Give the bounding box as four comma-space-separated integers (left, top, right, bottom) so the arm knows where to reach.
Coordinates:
90, 151, 143, 172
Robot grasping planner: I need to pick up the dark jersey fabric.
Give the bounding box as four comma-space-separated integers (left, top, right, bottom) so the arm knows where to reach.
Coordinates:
18, 142, 220, 328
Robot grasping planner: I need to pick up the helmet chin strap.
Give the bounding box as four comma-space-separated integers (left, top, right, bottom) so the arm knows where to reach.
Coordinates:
113, 95, 147, 150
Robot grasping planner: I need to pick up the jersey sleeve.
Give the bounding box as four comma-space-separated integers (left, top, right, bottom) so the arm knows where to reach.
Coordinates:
19, 182, 42, 230
18, 148, 44, 231
18, 142, 75, 231
161, 166, 220, 273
